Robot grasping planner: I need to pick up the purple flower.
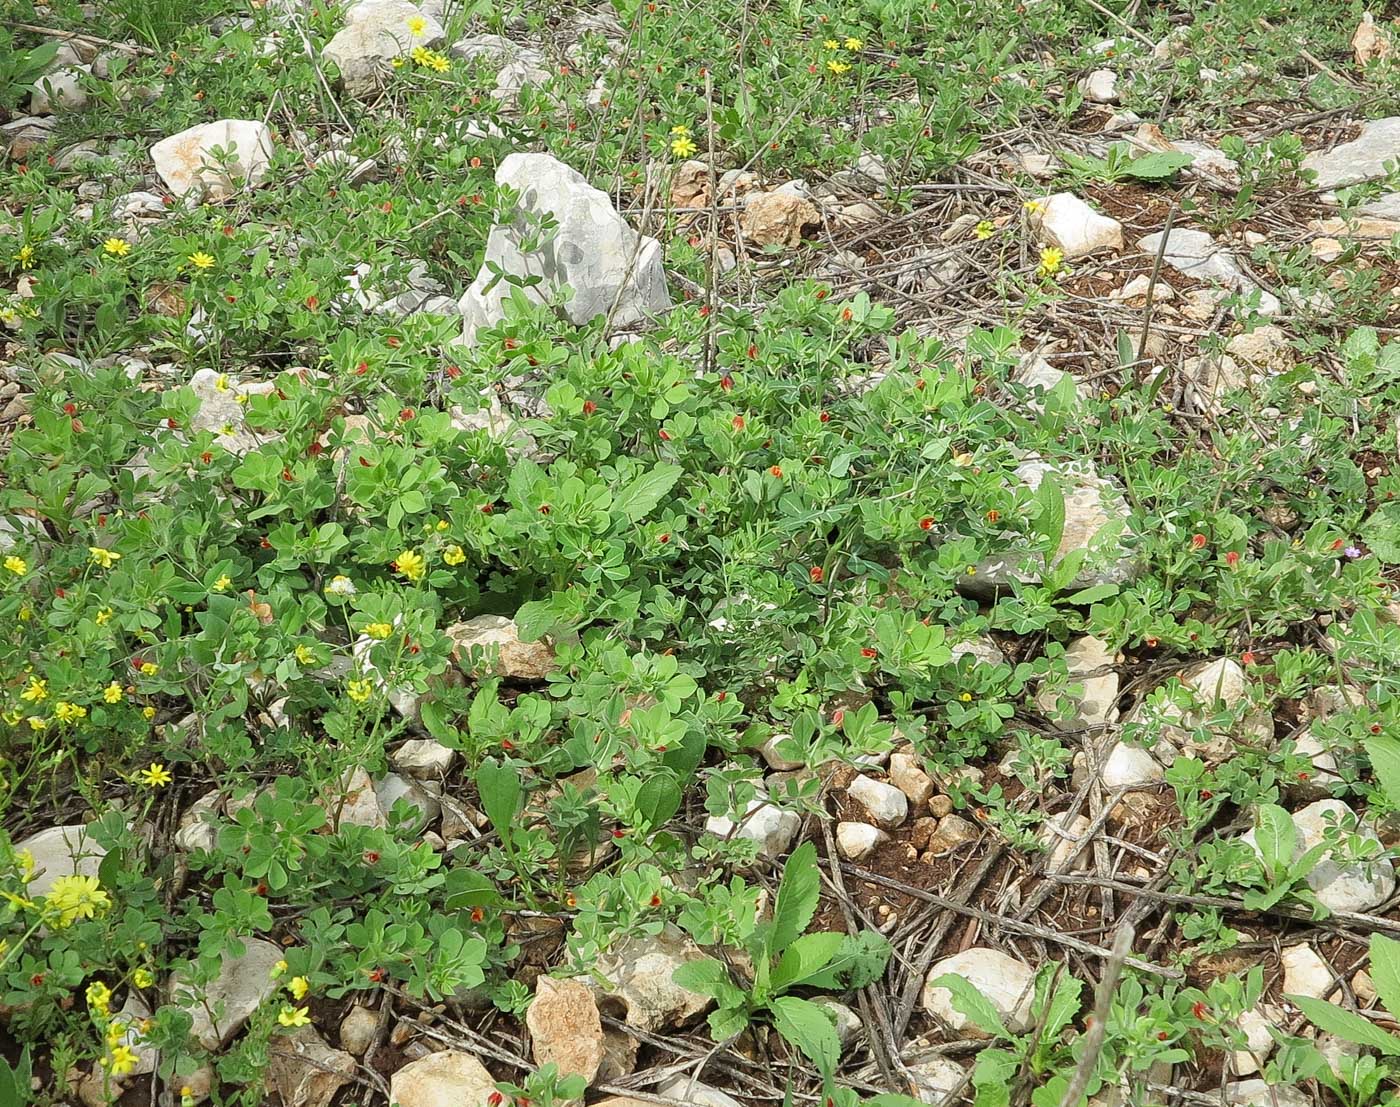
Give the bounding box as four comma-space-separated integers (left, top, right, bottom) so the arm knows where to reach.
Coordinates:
1345, 546, 1363, 559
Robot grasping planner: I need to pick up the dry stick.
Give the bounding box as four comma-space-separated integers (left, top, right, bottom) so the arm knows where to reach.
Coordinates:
842, 863, 1180, 979
1135, 202, 1175, 365
7, 21, 155, 53
1055, 923, 1135, 1107
1076, 0, 1156, 47
818, 820, 903, 1093
891, 844, 1005, 1040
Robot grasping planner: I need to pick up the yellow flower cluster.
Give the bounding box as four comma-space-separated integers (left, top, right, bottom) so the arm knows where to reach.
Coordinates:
410, 45, 450, 71
394, 549, 425, 582
364, 622, 393, 640
3, 555, 25, 575
669, 125, 697, 159
44, 874, 111, 928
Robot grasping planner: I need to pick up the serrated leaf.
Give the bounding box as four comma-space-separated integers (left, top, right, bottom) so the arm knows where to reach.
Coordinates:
672, 957, 739, 1001
771, 840, 820, 950
770, 996, 841, 1079
1291, 995, 1400, 1055
772, 931, 847, 990
1370, 934, 1400, 1019
931, 972, 1009, 1038
1365, 734, 1400, 809
1126, 151, 1194, 180
1360, 503, 1400, 564
614, 463, 683, 524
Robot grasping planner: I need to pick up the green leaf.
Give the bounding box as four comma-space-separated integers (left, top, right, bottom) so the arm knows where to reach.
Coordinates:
707, 1003, 750, 1041
1125, 151, 1194, 181
772, 931, 847, 990
771, 841, 821, 951
672, 957, 740, 1001
1291, 995, 1400, 1056
1360, 503, 1400, 563
1365, 734, 1400, 809
1063, 583, 1119, 605
970, 1048, 1017, 1107
930, 973, 1009, 1038
770, 996, 842, 1079
1370, 934, 1400, 1019
1254, 804, 1297, 876
475, 759, 521, 845
614, 463, 683, 524
1033, 476, 1066, 561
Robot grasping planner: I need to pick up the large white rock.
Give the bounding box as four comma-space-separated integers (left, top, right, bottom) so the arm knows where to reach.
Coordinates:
923, 948, 1036, 1035
389, 1051, 496, 1107
836, 821, 888, 861
30, 65, 89, 115
17, 823, 107, 897
150, 120, 275, 200
171, 937, 285, 1050
1078, 69, 1119, 102
1038, 635, 1118, 730
527, 977, 604, 1084
1304, 118, 1400, 189
1294, 799, 1395, 912
963, 459, 1137, 596
847, 775, 909, 828
889, 752, 934, 808
1230, 1005, 1277, 1076
908, 1056, 966, 1104
457, 153, 670, 343
704, 796, 800, 859
1032, 193, 1123, 258
1098, 742, 1168, 788
450, 35, 550, 107
446, 615, 556, 680
1281, 944, 1335, 1001
1125, 657, 1272, 762
390, 738, 456, 778
1223, 1080, 1309, 1107
323, 0, 445, 94
658, 1077, 746, 1107
1038, 814, 1092, 872
591, 924, 713, 1031
1137, 228, 1280, 315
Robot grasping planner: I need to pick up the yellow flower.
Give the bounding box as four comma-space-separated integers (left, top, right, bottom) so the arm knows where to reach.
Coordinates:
142, 706, 156, 720
1037, 246, 1064, 278
823, 38, 840, 48
137, 762, 173, 788
106, 1045, 138, 1077
671, 134, 698, 158
43, 873, 110, 927
952, 451, 973, 467
2, 711, 19, 726
103, 682, 123, 704
347, 679, 373, 704
975, 220, 995, 240
277, 1005, 311, 1028
364, 622, 393, 640
391, 56, 404, 68
288, 976, 310, 1000
844, 36, 863, 50
102, 238, 131, 258
411, 44, 431, 65
95, 607, 113, 625
406, 13, 426, 33
212, 574, 231, 592
959, 691, 972, 702
394, 549, 426, 582
443, 544, 465, 565
133, 968, 154, 988
214, 373, 230, 392
294, 644, 315, 665
1023, 199, 1045, 215
27, 716, 46, 730
140, 662, 159, 676
826, 58, 851, 74
427, 51, 450, 72
15, 245, 35, 268
189, 251, 215, 271
86, 980, 112, 1015
435, 519, 449, 531
20, 677, 47, 702
325, 575, 356, 597
88, 546, 121, 569
3, 555, 26, 575
53, 701, 87, 723
271, 959, 289, 979
670, 124, 691, 136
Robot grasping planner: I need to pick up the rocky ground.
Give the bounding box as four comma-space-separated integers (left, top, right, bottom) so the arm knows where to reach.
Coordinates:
4, 2, 1400, 1107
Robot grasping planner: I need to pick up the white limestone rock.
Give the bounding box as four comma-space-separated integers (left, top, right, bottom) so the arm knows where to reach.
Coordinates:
1032, 193, 1123, 258
922, 948, 1035, 1035
150, 120, 274, 200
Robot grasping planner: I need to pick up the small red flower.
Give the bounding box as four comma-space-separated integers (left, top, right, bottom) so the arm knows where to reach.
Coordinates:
471, 907, 486, 923
386, 337, 401, 349
259, 537, 272, 549
769, 465, 783, 478
308, 442, 324, 457
539, 505, 551, 515
166, 418, 179, 429
30, 973, 44, 987
919, 517, 934, 531
502, 739, 514, 750
359, 457, 371, 467
720, 375, 733, 391
611, 828, 625, 839
470, 156, 482, 169
746, 344, 757, 359
582, 400, 597, 415
986, 510, 999, 523
832, 708, 846, 728
658, 428, 671, 441
658, 533, 670, 544
732, 415, 745, 430
649, 894, 662, 907
200, 451, 212, 464
480, 503, 493, 514
363, 850, 381, 864
503, 338, 518, 351
861, 647, 877, 659
819, 411, 831, 423
445, 364, 462, 379
305, 295, 318, 310
399, 408, 414, 420
488, 1092, 503, 1107
368, 967, 386, 983
1191, 533, 1207, 550
380, 201, 393, 213
716, 691, 726, 702
62, 402, 76, 415
71, 419, 83, 432
1241, 650, 1256, 666
281, 467, 293, 482
1225, 550, 1240, 567
355, 361, 369, 375
699, 305, 711, 318
54, 588, 65, 598
1192, 1001, 1208, 1020
841, 307, 853, 322
1331, 538, 1345, 550
810, 566, 824, 583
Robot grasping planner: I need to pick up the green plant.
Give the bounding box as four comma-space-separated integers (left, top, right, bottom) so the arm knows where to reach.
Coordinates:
670, 842, 890, 1082
0, 32, 59, 112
